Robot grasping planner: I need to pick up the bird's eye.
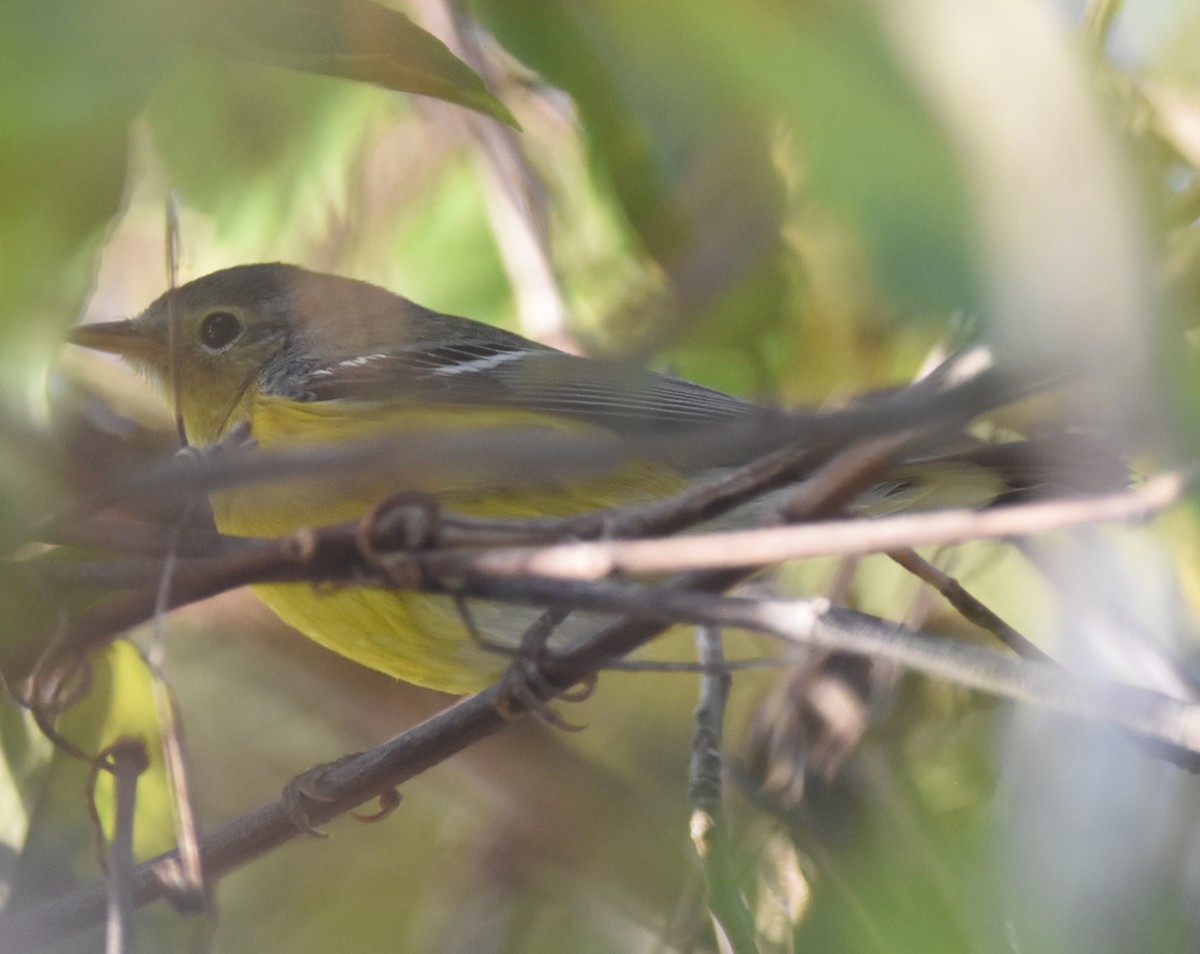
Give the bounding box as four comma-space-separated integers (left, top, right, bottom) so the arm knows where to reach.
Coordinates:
198, 311, 243, 351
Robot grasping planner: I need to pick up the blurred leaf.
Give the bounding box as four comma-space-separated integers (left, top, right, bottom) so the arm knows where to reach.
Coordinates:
8, 642, 188, 946
669, 0, 978, 316
47, 642, 175, 861
0, 563, 58, 686
469, 0, 988, 418
473, 0, 800, 397
209, 0, 517, 127
0, 0, 188, 368
0, 419, 69, 683
0, 696, 54, 909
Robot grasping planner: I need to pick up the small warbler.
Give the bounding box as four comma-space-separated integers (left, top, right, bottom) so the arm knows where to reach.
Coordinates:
69, 263, 788, 693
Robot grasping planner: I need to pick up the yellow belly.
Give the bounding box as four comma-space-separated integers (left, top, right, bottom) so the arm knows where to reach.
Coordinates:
211, 395, 684, 692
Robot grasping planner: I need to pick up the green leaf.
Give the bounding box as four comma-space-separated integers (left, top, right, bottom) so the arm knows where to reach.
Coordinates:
209, 0, 518, 127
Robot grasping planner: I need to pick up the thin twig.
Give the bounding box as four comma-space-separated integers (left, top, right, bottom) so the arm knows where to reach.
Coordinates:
885, 547, 1049, 660
689, 627, 758, 953
146, 511, 208, 913
103, 739, 148, 954
164, 193, 188, 449
452, 472, 1183, 580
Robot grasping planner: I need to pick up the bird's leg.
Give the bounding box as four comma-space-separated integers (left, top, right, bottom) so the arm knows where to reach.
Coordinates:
280, 754, 403, 835
493, 608, 593, 729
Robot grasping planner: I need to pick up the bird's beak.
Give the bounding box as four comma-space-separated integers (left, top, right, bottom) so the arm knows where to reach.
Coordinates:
68, 319, 160, 364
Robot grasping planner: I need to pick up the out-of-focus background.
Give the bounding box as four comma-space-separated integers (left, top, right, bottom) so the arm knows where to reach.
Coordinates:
4, 0, 1200, 951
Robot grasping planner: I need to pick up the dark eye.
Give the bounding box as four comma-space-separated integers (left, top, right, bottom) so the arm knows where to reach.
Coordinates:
198, 311, 243, 351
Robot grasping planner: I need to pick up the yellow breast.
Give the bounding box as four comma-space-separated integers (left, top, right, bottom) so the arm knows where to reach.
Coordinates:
209, 393, 683, 692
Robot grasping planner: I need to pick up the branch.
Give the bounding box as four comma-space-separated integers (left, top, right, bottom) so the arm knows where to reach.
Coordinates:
35, 427, 916, 674
452, 472, 1183, 580
885, 547, 1048, 660
0, 426, 929, 949
9, 586, 1200, 950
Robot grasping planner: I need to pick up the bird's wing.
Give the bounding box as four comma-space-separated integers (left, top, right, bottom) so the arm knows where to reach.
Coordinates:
294, 338, 760, 433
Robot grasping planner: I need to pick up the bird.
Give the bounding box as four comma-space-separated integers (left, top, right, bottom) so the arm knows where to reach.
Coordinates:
69, 263, 802, 693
